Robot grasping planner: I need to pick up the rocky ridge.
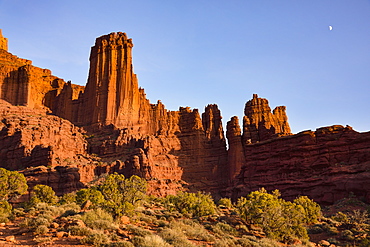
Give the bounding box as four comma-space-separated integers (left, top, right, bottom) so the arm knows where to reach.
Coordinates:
1, 29, 370, 203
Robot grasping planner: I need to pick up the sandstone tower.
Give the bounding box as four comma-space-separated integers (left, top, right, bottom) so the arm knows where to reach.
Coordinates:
79, 32, 145, 128
0, 29, 8, 51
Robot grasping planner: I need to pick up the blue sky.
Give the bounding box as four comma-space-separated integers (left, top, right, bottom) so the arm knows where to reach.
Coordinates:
0, 0, 369, 133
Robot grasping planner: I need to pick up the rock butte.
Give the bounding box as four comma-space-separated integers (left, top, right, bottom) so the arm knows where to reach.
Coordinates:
1, 29, 370, 204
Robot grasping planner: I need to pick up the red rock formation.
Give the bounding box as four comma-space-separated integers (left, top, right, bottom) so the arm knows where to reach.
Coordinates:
68, 32, 229, 195
86, 104, 228, 196
0, 47, 83, 112
226, 116, 246, 181
227, 125, 370, 204
0, 100, 89, 170
242, 94, 291, 143
77, 32, 144, 129
2, 30, 370, 205
0, 29, 7, 51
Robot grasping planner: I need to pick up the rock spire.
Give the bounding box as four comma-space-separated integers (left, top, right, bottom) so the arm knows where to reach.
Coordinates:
0, 29, 8, 51
242, 94, 291, 143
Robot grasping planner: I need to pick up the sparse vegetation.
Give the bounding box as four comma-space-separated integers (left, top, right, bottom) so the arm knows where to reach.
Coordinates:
165, 191, 216, 217
29, 184, 58, 206
0, 168, 28, 201
0, 172, 369, 247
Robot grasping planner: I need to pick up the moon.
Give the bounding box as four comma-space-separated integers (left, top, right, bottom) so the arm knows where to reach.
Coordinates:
329, 25, 333, 31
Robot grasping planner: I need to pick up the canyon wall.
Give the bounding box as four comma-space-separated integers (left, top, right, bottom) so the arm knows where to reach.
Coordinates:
1, 30, 370, 204
0, 31, 229, 196
226, 125, 370, 204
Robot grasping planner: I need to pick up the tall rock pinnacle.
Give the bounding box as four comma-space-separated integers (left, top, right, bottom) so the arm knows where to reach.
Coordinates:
79, 32, 143, 128
0, 29, 8, 51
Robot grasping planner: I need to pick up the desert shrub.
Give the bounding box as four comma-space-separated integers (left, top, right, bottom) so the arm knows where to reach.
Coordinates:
34, 225, 49, 235
58, 203, 80, 217
359, 238, 370, 247
0, 200, 12, 223
29, 214, 54, 229
59, 192, 77, 205
307, 224, 324, 234
0, 168, 28, 201
139, 214, 156, 224
81, 208, 117, 230
99, 174, 147, 217
332, 211, 349, 224
126, 224, 152, 237
29, 185, 58, 206
68, 225, 93, 236
212, 222, 238, 237
236, 235, 261, 247
235, 188, 309, 243
217, 198, 232, 208
133, 234, 171, 247
341, 229, 354, 241
214, 237, 239, 247
349, 209, 368, 225
257, 238, 280, 247
155, 219, 169, 227
159, 228, 195, 247
81, 232, 110, 247
108, 241, 135, 247
165, 191, 216, 217
322, 223, 339, 235
76, 187, 105, 206
293, 196, 321, 223
28, 203, 65, 218
169, 219, 215, 241
12, 207, 25, 217
33, 236, 53, 245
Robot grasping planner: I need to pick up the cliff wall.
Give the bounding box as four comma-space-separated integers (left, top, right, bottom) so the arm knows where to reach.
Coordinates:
227, 125, 370, 204
1, 30, 370, 204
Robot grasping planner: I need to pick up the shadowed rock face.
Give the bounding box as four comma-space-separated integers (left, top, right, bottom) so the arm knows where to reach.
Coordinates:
1, 30, 370, 204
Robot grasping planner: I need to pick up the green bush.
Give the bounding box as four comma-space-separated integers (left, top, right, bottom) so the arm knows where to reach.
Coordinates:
76, 187, 105, 207
165, 191, 216, 217
214, 237, 239, 247
126, 224, 152, 237
99, 174, 147, 217
132, 235, 171, 247
293, 196, 321, 223
68, 225, 93, 236
34, 225, 49, 235
30, 214, 54, 228
59, 192, 77, 205
0, 168, 28, 201
81, 208, 117, 230
81, 232, 110, 247
212, 222, 238, 237
217, 198, 232, 208
158, 228, 195, 247
235, 188, 310, 243
0, 200, 12, 223
341, 229, 354, 241
169, 219, 215, 241
29, 185, 58, 206
108, 241, 135, 247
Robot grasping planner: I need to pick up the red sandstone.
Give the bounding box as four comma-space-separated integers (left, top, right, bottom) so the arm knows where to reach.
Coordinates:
0, 29, 370, 204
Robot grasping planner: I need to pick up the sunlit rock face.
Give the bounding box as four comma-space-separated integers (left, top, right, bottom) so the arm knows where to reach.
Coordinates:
1, 30, 370, 204
0, 29, 7, 51
226, 125, 370, 204
242, 94, 291, 144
